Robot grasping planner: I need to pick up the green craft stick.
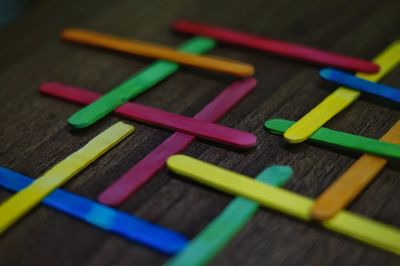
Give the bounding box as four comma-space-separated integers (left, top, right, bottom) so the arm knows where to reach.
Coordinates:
265, 119, 400, 159
165, 165, 293, 266
68, 37, 216, 128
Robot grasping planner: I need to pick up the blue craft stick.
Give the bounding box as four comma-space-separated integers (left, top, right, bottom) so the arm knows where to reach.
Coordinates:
320, 68, 400, 103
0, 167, 187, 255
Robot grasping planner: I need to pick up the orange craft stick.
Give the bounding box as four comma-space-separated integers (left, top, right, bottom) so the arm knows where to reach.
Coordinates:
311, 121, 400, 221
61, 28, 254, 77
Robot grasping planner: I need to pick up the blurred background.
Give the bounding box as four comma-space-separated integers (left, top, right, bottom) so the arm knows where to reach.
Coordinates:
0, 0, 30, 27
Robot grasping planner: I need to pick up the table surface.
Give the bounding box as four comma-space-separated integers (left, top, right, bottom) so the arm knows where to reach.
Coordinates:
0, 0, 399, 265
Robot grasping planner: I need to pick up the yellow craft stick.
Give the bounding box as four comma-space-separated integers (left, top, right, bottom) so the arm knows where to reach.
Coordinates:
0, 122, 134, 234
167, 155, 400, 255
61, 28, 255, 77
284, 41, 400, 143
311, 121, 400, 221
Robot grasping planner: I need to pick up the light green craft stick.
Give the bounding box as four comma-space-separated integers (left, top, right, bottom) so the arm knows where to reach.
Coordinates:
68, 37, 216, 128
265, 119, 400, 159
165, 165, 293, 266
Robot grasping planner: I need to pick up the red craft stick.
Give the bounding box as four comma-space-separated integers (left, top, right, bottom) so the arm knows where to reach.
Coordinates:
97, 79, 256, 206
172, 20, 379, 73
40, 82, 257, 149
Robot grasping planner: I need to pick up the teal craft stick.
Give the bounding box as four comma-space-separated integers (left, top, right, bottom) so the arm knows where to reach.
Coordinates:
165, 165, 293, 266
265, 119, 400, 159
68, 37, 216, 128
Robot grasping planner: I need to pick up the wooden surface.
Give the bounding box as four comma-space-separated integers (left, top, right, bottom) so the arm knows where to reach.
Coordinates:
0, 0, 399, 265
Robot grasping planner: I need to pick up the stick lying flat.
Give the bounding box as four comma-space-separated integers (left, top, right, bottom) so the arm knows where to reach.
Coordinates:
311, 121, 400, 220
265, 118, 400, 159
40, 81, 257, 149
283, 41, 400, 144
320, 68, 400, 104
66, 37, 216, 128
0, 122, 134, 234
166, 166, 293, 266
0, 167, 187, 255
98, 79, 256, 206
172, 20, 379, 73
61, 28, 254, 78
167, 155, 400, 255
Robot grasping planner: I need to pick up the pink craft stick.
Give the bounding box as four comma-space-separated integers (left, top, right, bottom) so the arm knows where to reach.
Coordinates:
172, 20, 379, 73
40, 82, 257, 149
97, 78, 256, 206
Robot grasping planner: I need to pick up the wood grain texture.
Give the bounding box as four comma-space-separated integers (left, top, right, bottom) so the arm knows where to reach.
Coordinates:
0, 0, 399, 265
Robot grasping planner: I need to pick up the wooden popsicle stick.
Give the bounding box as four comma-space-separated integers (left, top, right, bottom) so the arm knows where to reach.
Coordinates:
61, 28, 255, 77
40, 81, 257, 149
0, 122, 134, 234
65, 37, 216, 128
172, 20, 379, 73
0, 167, 187, 255
320, 68, 400, 103
264, 118, 400, 159
165, 166, 293, 266
98, 79, 256, 206
166, 155, 400, 255
283, 41, 400, 143
311, 121, 400, 220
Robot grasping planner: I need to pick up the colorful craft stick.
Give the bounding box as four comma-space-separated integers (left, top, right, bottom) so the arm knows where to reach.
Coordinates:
311, 121, 400, 220
166, 165, 293, 266
98, 79, 256, 206
283, 41, 400, 143
0, 167, 186, 255
40, 82, 257, 149
264, 119, 400, 159
172, 20, 379, 73
167, 155, 400, 255
66, 37, 216, 128
62, 28, 254, 78
0, 122, 134, 234
320, 68, 400, 103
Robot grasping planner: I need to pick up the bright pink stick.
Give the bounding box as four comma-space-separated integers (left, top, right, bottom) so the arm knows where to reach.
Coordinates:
172, 20, 379, 73
97, 78, 256, 206
40, 82, 256, 149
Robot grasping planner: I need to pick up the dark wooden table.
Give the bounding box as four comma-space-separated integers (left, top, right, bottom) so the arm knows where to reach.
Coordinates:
0, 0, 399, 265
